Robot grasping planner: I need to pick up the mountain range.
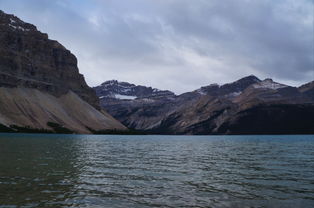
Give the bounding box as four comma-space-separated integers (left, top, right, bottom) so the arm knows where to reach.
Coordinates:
95, 76, 314, 134
0, 10, 313, 135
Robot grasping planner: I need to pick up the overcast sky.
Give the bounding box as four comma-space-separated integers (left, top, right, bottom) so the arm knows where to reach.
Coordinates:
1, 0, 313, 93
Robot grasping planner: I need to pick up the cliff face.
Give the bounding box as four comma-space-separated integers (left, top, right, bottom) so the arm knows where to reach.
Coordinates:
0, 10, 99, 109
0, 10, 126, 133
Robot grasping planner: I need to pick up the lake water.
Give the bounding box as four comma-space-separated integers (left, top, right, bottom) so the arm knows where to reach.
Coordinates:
0, 134, 313, 208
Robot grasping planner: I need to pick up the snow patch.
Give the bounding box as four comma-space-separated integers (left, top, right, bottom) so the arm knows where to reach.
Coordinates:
228, 91, 242, 97
10, 18, 16, 24
9, 24, 30, 31
99, 94, 137, 100
196, 89, 207, 95
119, 88, 132, 93
253, 80, 287, 90
115, 94, 137, 100
141, 98, 155, 103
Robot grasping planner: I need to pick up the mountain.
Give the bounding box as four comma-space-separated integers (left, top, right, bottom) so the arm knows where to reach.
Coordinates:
299, 81, 314, 101
96, 76, 314, 134
93, 80, 177, 130
0, 10, 126, 133
94, 80, 176, 100
195, 75, 261, 97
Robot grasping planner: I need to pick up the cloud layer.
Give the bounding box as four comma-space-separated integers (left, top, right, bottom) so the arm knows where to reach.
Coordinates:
1, 0, 313, 93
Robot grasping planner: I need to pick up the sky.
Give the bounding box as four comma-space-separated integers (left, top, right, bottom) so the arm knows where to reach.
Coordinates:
0, 0, 313, 93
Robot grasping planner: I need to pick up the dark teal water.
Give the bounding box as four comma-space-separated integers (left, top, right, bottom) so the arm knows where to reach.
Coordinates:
0, 134, 313, 208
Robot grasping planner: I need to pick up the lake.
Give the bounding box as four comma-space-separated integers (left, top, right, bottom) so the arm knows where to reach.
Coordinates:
0, 134, 313, 208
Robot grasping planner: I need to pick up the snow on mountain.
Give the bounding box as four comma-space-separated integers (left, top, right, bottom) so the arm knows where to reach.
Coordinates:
253, 79, 287, 90
96, 75, 314, 135
94, 80, 176, 100
114, 94, 137, 100
7, 17, 30, 32
195, 75, 261, 97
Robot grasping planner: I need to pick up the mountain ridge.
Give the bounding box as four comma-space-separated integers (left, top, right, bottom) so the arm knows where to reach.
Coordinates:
94, 80, 176, 100
96, 76, 314, 134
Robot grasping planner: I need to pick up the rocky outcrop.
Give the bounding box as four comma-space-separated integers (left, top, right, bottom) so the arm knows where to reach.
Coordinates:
0, 10, 99, 109
0, 10, 126, 133
96, 76, 314, 134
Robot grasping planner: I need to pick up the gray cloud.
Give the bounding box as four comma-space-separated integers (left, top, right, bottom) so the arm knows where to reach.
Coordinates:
0, 0, 313, 93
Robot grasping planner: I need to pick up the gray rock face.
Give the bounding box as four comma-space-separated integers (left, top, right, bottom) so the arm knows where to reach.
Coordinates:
0, 10, 126, 133
0, 10, 99, 109
96, 76, 314, 134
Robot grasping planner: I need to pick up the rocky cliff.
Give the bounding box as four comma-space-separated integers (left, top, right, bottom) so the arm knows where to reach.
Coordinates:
0, 10, 100, 109
96, 76, 314, 134
0, 10, 126, 133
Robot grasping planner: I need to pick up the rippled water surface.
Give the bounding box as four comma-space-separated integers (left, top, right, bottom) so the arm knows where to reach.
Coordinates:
0, 134, 314, 208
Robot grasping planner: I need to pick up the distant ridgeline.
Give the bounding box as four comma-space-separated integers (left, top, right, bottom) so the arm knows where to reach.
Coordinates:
95, 76, 314, 135
0, 10, 126, 134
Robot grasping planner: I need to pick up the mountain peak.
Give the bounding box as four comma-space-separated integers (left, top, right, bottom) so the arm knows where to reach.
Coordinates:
236, 75, 261, 83
102, 80, 121, 86
197, 75, 261, 96
94, 80, 176, 100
